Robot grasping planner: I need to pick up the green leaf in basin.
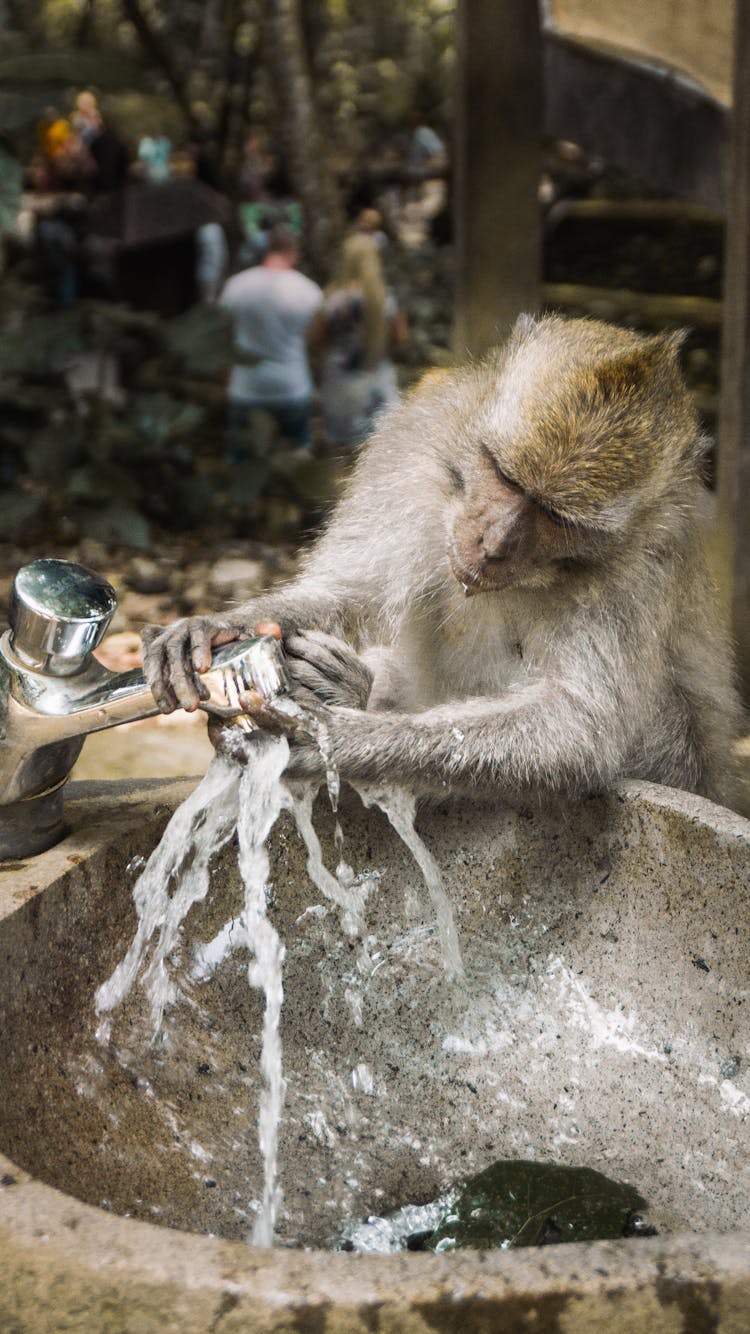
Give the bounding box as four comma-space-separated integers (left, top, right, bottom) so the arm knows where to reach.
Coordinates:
429, 1160, 650, 1252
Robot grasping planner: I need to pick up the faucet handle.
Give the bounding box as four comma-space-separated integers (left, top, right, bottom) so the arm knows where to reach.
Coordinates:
9, 558, 117, 676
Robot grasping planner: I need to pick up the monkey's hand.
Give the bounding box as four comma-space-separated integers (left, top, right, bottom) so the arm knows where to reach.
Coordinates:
284, 630, 373, 710
142, 615, 282, 713
211, 689, 330, 780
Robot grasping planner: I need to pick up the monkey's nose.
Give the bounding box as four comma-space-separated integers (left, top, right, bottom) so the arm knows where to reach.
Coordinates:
479, 525, 522, 563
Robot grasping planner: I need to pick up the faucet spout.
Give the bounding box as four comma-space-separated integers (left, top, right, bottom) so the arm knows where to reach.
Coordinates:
0, 560, 290, 860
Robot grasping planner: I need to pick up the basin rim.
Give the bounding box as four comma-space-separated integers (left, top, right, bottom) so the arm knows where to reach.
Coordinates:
1, 775, 749, 1325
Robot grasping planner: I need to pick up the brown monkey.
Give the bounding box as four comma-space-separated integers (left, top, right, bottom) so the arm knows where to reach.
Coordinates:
143, 314, 741, 806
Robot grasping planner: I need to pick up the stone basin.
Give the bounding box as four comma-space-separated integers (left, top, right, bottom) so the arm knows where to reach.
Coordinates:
0, 775, 749, 1331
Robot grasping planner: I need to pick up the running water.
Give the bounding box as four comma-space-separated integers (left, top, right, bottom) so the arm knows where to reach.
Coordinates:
235, 736, 292, 1245
95, 736, 295, 1246
358, 785, 464, 980
94, 700, 464, 1247
95, 753, 242, 1040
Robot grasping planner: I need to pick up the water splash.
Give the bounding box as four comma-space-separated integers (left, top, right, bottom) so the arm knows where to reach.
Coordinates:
94, 754, 241, 1039
94, 736, 295, 1248
235, 735, 292, 1246
288, 787, 371, 937
358, 785, 464, 980
92, 700, 466, 1248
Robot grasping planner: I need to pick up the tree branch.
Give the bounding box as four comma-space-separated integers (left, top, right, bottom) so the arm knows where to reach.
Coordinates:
120, 0, 197, 131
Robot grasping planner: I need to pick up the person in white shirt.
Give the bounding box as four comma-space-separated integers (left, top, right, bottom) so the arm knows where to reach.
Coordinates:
220, 225, 323, 450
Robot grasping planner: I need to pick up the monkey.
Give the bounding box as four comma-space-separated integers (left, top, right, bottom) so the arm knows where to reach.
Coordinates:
142, 314, 742, 809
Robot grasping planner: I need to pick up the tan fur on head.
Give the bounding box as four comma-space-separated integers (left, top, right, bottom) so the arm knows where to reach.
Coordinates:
482, 317, 698, 524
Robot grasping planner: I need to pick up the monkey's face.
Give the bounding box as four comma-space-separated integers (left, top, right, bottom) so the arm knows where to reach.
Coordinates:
446, 445, 604, 596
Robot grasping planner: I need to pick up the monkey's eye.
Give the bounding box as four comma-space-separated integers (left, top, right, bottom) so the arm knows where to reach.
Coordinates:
481, 445, 523, 493
447, 464, 465, 492
535, 499, 583, 530
536, 500, 569, 526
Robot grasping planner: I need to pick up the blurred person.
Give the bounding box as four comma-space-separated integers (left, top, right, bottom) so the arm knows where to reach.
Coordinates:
308, 231, 406, 449
353, 206, 388, 251
406, 112, 446, 172
196, 221, 228, 303
71, 91, 101, 145
399, 112, 448, 246
137, 129, 172, 184
37, 107, 73, 160
69, 92, 129, 192
219, 225, 323, 451
88, 118, 129, 193
238, 128, 271, 203
28, 112, 92, 304
35, 108, 93, 191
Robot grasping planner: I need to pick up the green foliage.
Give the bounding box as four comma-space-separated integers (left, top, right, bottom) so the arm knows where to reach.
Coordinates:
160, 304, 236, 380
429, 1160, 650, 1252
0, 283, 337, 547
0, 1, 455, 161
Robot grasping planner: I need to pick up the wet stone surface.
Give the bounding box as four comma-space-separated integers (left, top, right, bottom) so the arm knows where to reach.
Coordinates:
0, 785, 748, 1251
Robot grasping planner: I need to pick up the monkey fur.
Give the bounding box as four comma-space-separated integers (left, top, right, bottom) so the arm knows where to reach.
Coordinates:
143, 314, 741, 807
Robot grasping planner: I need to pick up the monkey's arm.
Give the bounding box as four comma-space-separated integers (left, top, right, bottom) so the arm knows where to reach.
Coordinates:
247, 664, 635, 798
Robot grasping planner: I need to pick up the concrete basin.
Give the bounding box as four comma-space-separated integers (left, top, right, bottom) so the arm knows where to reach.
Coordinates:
0, 777, 749, 1330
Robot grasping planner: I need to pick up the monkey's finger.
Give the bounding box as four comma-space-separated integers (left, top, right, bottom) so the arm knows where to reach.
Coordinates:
142, 624, 180, 713
254, 620, 283, 640
190, 622, 240, 674
285, 629, 354, 668
239, 690, 319, 741
282, 629, 370, 704
165, 636, 204, 712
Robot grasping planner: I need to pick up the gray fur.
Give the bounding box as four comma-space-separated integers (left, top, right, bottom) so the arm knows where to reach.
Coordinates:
143, 316, 742, 807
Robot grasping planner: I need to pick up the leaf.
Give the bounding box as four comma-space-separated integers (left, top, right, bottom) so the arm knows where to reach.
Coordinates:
0, 491, 44, 540
161, 305, 234, 379
429, 1160, 649, 1252
0, 310, 86, 376
76, 501, 150, 549
26, 420, 84, 482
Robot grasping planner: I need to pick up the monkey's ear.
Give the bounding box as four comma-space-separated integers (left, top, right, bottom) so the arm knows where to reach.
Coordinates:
656, 327, 690, 360
592, 341, 667, 401
592, 329, 691, 401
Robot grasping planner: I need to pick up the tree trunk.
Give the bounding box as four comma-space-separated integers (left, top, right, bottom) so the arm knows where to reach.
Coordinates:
120, 0, 197, 132
75, 0, 97, 48
200, 0, 225, 55
453, 0, 542, 356
262, 0, 345, 282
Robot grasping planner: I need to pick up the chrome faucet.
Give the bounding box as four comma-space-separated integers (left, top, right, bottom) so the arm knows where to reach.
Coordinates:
0, 559, 290, 860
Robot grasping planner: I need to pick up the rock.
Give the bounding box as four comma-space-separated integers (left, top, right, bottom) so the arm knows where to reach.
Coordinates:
0, 493, 45, 542
179, 582, 209, 614
77, 538, 120, 572
117, 590, 174, 630
126, 556, 171, 596
76, 502, 150, 550
208, 558, 266, 602
93, 630, 143, 672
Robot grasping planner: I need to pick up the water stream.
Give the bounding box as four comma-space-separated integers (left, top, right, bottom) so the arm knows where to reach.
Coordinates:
94, 709, 464, 1247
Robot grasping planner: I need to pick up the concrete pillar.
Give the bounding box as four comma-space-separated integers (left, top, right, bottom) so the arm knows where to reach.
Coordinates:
717, 0, 750, 702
